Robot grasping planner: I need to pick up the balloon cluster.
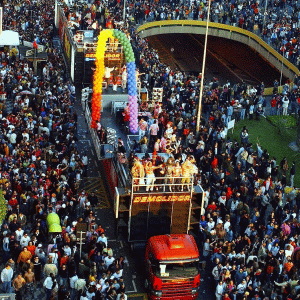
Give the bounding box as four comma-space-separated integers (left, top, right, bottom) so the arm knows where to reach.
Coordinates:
91, 29, 138, 133
112, 30, 138, 133
91, 30, 113, 128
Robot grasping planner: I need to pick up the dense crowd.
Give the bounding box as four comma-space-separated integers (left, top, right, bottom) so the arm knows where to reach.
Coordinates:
60, 1, 300, 300
62, 0, 300, 68
122, 8, 300, 300
0, 1, 128, 300
71, 2, 300, 300
1, 0, 300, 300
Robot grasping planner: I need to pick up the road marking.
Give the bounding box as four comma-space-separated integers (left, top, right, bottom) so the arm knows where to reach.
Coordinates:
132, 280, 137, 292
127, 280, 138, 293
120, 241, 124, 248
127, 293, 147, 299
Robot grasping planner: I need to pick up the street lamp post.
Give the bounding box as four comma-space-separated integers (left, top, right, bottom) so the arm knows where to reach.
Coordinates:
123, 0, 126, 21
280, 50, 284, 86
196, 0, 211, 134
263, 0, 268, 29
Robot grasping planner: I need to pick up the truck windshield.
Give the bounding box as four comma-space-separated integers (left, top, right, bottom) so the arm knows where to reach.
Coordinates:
157, 260, 199, 278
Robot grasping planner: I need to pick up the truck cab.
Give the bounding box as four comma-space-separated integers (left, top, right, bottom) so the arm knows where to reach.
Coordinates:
145, 234, 200, 300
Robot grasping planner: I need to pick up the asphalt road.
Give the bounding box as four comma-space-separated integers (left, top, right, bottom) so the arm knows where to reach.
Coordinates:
147, 33, 287, 86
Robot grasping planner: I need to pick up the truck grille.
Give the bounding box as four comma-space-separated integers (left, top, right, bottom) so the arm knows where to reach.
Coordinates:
161, 280, 194, 297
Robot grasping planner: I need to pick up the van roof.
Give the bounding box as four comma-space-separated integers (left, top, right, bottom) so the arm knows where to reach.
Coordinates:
148, 234, 199, 261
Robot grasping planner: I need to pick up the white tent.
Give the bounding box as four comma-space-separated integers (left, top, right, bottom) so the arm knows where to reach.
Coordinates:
0, 30, 20, 46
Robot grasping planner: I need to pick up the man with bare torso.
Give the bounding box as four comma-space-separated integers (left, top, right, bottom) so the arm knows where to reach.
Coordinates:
24, 268, 36, 297
13, 273, 26, 300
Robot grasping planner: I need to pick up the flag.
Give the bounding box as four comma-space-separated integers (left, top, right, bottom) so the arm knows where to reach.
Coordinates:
33, 40, 38, 49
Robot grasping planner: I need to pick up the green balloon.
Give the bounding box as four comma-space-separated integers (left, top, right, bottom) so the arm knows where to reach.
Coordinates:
47, 213, 60, 226
49, 223, 62, 233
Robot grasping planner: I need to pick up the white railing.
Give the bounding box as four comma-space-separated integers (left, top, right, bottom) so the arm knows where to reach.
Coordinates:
127, 135, 140, 151
131, 175, 194, 193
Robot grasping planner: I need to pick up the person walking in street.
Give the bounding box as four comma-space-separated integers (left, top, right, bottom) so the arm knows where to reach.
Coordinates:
24, 268, 35, 298
12, 273, 26, 300
215, 280, 225, 300
43, 273, 57, 300
212, 263, 222, 287
1, 263, 13, 293
70, 272, 79, 300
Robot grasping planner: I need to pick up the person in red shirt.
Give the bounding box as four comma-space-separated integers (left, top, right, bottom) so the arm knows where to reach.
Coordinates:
9, 196, 18, 211
207, 201, 217, 212
223, 293, 231, 300
271, 97, 277, 115
211, 156, 218, 170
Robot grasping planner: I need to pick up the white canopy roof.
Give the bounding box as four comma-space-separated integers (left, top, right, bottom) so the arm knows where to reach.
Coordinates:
0, 30, 20, 46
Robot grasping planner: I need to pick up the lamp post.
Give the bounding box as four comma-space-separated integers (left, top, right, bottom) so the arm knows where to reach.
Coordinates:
263, 0, 268, 29
123, 0, 126, 21
196, 0, 211, 135
280, 49, 284, 86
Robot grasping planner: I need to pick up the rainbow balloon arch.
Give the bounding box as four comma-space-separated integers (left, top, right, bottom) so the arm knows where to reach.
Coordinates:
91, 29, 139, 133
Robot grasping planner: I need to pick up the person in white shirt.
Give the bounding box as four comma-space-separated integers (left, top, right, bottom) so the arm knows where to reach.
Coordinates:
207, 218, 215, 232
112, 269, 123, 280
104, 255, 115, 269
70, 273, 79, 300
101, 280, 110, 295
49, 249, 59, 266
43, 273, 57, 300
63, 245, 72, 257
104, 66, 115, 86
8, 129, 17, 145
117, 292, 128, 300
15, 227, 24, 242
97, 233, 108, 247
215, 281, 225, 300
282, 96, 289, 115
20, 233, 31, 248
224, 220, 231, 232
1, 264, 14, 293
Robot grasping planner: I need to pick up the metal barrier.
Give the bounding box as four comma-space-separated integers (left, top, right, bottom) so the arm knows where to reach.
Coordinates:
127, 134, 140, 151
113, 156, 128, 187
131, 175, 194, 194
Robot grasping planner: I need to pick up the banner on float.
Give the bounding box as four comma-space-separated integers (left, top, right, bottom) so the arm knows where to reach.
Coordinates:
133, 194, 191, 203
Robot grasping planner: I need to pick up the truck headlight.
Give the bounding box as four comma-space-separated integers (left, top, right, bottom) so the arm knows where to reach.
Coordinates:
151, 290, 163, 297
191, 288, 198, 294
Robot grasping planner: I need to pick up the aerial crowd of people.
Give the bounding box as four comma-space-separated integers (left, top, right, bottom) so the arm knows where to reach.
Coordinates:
0, 1, 128, 300
0, 0, 300, 300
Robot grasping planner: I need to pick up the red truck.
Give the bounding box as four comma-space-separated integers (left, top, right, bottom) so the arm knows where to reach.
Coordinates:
145, 234, 200, 300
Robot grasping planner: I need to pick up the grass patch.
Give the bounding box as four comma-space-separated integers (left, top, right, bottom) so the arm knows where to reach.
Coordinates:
266, 115, 297, 128
228, 118, 300, 187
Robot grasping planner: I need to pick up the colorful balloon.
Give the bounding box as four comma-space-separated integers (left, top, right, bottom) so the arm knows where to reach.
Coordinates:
91, 29, 138, 133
